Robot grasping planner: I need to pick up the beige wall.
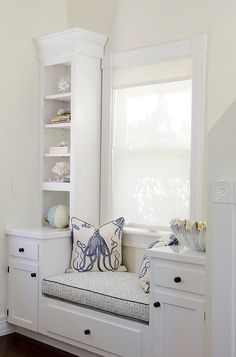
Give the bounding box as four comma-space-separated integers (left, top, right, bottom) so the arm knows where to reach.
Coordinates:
0, 0, 67, 315
67, 0, 118, 36
68, 0, 236, 132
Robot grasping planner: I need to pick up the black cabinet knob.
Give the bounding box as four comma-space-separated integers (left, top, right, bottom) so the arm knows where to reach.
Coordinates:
153, 301, 161, 308
19, 248, 24, 253
84, 329, 90, 335
174, 276, 181, 283
31, 273, 36, 278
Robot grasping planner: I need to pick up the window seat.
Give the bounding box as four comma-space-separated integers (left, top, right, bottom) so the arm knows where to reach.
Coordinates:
42, 272, 149, 323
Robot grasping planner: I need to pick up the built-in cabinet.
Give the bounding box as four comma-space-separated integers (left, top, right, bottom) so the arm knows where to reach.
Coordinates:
6, 28, 207, 357
6, 228, 206, 357
6, 228, 71, 333
149, 245, 206, 357
34, 28, 107, 226
8, 238, 39, 331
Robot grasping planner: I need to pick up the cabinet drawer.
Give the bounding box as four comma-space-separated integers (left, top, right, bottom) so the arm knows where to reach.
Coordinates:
152, 260, 205, 295
9, 240, 39, 260
46, 303, 142, 357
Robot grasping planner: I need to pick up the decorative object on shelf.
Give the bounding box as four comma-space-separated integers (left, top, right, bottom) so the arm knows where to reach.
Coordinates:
170, 218, 206, 252
49, 141, 69, 155
45, 204, 69, 228
57, 76, 71, 93
50, 161, 70, 182
50, 108, 71, 124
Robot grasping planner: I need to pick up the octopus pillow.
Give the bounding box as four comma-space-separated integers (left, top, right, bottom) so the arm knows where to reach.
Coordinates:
67, 217, 127, 273
138, 234, 178, 293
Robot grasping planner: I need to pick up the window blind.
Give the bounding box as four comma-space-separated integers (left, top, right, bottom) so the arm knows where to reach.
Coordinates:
111, 58, 192, 228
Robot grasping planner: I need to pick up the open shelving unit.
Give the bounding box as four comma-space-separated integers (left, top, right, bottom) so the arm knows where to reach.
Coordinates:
34, 28, 107, 226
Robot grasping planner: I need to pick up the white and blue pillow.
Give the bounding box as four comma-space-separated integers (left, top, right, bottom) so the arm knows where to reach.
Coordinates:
138, 234, 178, 292
67, 217, 127, 273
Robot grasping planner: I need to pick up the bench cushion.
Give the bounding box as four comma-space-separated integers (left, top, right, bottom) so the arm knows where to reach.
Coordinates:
42, 272, 149, 323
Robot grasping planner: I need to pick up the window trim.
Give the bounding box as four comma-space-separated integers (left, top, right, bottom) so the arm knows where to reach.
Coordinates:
101, 35, 207, 242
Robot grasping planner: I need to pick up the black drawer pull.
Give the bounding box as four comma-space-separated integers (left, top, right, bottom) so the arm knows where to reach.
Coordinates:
31, 273, 36, 278
174, 276, 181, 283
84, 329, 90, 335
19, 248, 24, 253
153, 301, 161, 308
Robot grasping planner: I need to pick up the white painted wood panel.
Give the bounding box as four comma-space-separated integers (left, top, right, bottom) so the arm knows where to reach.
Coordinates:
151, 290, 205, 357
8, 260, 38, 331
152, 260, 205, 294
9, 239, 39, 260
46, 303, 142, 357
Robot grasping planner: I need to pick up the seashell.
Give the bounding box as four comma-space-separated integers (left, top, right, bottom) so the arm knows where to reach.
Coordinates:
170, 218, 206, 252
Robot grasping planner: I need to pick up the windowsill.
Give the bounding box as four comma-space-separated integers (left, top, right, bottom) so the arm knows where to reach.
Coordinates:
122, 226, 171, 249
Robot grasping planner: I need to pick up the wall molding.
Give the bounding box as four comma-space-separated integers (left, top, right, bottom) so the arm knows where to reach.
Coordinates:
210, 181, 236, 357
0, 315, 15, 336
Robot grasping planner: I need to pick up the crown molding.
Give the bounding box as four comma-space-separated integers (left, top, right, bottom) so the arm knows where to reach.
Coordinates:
34, 28, 108, 49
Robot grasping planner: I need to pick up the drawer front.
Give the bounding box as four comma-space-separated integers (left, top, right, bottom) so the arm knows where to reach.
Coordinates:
152, 260, 205, 295
9, 239, 39, 260
46, 303, 142, 357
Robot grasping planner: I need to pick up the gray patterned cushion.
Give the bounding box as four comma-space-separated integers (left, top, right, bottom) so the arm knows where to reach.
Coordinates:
42, 272, 149, 323
67, 217, 127, 272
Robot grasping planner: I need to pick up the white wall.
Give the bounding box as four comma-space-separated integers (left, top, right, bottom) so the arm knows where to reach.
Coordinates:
0, 0, 67, 315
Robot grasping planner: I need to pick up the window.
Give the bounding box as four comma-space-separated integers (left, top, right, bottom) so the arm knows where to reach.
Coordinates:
112, 79, 191, 228
101, 36, 207, 234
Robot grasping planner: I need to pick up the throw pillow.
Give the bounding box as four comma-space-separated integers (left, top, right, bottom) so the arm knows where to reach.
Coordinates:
138, 233, 178, 293
67, 217, 127, 273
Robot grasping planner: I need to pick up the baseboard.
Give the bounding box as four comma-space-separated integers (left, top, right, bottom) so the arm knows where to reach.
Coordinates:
16, 327, 101, 357
0, 315, 15, 336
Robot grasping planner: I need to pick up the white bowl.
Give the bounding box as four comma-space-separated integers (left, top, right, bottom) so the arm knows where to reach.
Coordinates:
170, 219, 206, 252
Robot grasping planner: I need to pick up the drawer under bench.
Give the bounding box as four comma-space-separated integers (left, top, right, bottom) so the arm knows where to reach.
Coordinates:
39, 296, 150, 357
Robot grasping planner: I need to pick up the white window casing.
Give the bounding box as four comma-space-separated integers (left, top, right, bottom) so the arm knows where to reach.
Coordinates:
101, 35, 207, 247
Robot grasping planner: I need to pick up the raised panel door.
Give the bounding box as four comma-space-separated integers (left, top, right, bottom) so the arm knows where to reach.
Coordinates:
8, 259, 38, 331
151, 289, 205, 357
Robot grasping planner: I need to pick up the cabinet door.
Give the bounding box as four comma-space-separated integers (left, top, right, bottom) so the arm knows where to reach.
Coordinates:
151, 289, 205, 357
8, 260, 38, 331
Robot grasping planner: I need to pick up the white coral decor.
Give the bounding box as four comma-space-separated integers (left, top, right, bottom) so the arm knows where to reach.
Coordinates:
51, 161, 70, 182
170, 218, 206, 252
58, 76, 71, 93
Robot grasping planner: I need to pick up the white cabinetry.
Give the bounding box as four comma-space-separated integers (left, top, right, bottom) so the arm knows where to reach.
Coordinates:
6, 228, 71, 333
149, 245, 206, 357
34, 28, 107, 225
8, 238, 39, 331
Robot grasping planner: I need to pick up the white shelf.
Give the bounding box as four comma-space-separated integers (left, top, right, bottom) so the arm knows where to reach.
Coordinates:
44, 93, 71, 101
42, 182, 71, 192
44, 122, 71, 129
44, 153, 71, 158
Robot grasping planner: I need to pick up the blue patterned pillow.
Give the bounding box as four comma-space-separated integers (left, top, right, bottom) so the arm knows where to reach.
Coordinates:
67, 217, 127, 273
138, 234, 178, 292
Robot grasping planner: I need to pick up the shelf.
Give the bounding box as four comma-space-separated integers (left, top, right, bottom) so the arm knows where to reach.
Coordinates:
44, 153, 71, 158
42, 182, 71, 192
44, 93, 71, 101
44, 122, 71, 129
